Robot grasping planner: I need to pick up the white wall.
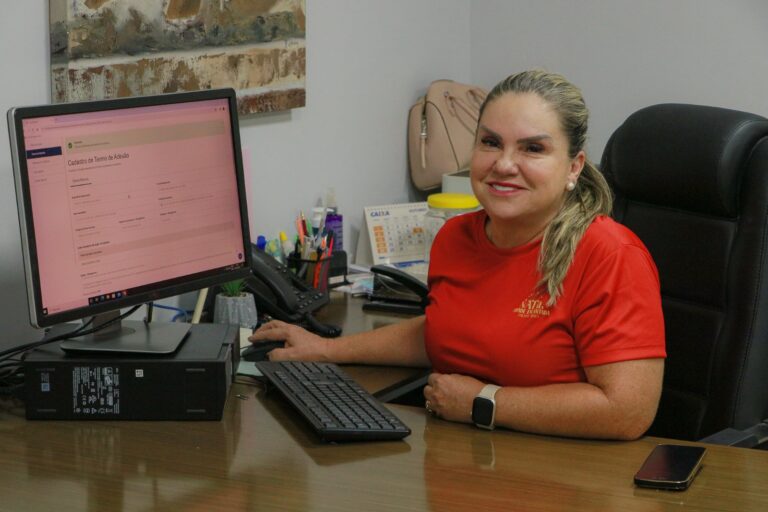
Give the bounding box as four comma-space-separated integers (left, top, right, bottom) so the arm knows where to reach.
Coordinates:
0, 2, 52, 343
244, 0, 470, 243
0, 1, 470, 345
470, 0, 768, 163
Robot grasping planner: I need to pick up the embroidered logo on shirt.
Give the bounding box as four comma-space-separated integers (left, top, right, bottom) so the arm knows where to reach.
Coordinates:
513, 296, 551, 318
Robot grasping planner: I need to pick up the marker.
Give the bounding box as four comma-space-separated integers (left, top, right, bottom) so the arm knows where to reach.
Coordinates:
303, 212, 312, 240
311, 206, 325, 238
279, 231, 294, 260
300, 211, 311, 239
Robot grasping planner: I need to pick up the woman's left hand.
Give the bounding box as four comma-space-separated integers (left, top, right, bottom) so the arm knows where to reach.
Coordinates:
423, 373, 486, 422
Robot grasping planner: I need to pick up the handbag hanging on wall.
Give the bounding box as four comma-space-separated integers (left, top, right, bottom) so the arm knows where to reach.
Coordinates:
408, 79, 488, 191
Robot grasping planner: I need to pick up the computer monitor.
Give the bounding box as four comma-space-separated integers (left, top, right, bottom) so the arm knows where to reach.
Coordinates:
7, 88, 252, 354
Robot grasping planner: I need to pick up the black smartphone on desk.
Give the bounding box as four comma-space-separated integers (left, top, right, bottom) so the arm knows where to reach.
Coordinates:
634, 444, 706, 491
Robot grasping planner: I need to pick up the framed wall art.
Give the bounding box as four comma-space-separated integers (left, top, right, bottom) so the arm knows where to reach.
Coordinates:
50, 0, 306, 114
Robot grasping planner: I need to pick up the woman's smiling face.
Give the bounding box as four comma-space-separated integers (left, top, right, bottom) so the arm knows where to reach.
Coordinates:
470, 92, 584, 246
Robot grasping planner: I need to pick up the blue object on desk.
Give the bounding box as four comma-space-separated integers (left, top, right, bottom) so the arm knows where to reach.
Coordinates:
256, 235, 267, 251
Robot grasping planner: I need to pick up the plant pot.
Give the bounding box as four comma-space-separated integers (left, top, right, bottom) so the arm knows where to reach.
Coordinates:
214, 293, 258, 329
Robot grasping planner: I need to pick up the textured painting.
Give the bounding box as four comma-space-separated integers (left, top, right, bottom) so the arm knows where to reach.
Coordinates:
50, 0, 306, 114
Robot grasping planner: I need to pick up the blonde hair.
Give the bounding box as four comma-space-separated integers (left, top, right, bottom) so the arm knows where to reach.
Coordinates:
479, 70, 613, 305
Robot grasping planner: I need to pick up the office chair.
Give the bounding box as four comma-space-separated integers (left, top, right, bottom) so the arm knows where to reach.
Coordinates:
601, 103, 768, 446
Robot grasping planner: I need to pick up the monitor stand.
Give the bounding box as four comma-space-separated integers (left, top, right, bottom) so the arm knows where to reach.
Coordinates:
59, 310, 191, 355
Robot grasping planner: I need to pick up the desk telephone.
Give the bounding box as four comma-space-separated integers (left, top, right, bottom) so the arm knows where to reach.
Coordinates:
246, 248, 340, 336
363, 265, 429, 315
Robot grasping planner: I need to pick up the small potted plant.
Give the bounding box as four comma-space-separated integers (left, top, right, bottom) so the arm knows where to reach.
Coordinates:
213, 279, 258, 329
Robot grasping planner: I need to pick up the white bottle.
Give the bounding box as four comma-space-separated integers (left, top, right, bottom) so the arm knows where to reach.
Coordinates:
424, 193, 480, 262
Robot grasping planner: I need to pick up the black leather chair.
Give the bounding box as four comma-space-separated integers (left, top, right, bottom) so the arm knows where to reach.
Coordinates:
601, 103, 768, 445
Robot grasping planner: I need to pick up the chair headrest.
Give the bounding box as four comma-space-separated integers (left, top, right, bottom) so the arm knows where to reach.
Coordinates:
601, 103, 768, 217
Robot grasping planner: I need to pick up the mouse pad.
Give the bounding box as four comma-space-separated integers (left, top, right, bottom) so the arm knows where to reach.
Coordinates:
236, 361, 263, 377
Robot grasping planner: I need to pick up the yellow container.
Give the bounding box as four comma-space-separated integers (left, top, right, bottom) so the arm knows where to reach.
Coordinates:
427, 192, 480, 210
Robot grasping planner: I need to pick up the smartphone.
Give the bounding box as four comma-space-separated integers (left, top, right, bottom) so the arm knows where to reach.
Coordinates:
634, 444, 706, 491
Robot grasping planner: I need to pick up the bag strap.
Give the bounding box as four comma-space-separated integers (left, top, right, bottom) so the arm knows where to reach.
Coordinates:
417, 86, 487, 172
444, 88, 486, 135
420, 112, 427, 169
467, 88, 486, 107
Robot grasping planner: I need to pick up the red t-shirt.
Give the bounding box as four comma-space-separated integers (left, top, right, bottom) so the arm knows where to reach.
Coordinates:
424, 211, 666, 386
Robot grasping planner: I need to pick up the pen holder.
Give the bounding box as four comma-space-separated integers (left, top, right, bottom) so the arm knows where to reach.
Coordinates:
288, 254, 332, 294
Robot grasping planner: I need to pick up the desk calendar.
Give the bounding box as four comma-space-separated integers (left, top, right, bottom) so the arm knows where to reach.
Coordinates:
361, 202, 428, 265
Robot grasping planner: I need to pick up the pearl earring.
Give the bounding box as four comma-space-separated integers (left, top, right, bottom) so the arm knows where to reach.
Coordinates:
566, 182, 576, 191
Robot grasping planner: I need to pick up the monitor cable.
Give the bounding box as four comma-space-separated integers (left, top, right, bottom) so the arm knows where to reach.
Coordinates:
0, 357, 26, 399
0, 304, 141, 363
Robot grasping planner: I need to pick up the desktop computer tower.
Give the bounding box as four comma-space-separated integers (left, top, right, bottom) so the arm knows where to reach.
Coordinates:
23, 323, 240, 420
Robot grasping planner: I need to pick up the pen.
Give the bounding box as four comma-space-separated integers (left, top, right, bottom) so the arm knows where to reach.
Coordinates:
318, 207, 329, 243
302, 236, 313, 258
319, 237, 327, 258
309, 250, 319, 288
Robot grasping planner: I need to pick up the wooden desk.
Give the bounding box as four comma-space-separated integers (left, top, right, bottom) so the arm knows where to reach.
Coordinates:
1, 294, 767, 511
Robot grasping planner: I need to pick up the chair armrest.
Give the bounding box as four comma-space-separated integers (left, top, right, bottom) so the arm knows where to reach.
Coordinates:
699, 422, 768, 448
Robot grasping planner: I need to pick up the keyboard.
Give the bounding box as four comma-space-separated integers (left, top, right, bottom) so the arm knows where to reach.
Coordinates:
255, 361, 411, 442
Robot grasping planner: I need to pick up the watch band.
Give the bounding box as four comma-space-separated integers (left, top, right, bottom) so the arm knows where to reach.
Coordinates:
477, 384, 501, 401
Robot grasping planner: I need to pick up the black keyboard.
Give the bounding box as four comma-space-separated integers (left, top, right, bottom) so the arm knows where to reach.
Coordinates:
255, 361, 411, 442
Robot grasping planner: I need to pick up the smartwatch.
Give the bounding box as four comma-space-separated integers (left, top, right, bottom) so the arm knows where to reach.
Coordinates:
472, 384, 501, 430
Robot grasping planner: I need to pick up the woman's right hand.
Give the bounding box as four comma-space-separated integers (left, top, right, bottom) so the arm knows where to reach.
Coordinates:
248, 320, 331, 362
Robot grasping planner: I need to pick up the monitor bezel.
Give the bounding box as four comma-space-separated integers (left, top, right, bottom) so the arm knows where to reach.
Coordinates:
8, 88, 253, 328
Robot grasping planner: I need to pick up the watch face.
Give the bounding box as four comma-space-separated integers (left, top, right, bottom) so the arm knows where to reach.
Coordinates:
472, 396, 494, 426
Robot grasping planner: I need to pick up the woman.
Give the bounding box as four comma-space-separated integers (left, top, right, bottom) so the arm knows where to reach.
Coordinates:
250, 70, 666, 440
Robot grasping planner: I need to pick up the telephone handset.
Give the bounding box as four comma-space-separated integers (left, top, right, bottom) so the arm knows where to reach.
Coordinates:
246, 247, 329, 324
363, 265, 429, 315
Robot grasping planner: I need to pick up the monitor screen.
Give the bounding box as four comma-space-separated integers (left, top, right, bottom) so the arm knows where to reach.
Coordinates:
8, 89, 252, 352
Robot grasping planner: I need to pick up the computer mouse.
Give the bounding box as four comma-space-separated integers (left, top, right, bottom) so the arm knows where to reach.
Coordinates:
241, 340, 285, 362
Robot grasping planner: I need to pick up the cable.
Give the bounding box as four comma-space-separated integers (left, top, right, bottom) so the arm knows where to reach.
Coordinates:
0, 305, 141, 362
0, 360, 25, 395
151, 303, 191, 323
0, 306, 144, 397
302, 312, 342, 338
0, 355, 26, 397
